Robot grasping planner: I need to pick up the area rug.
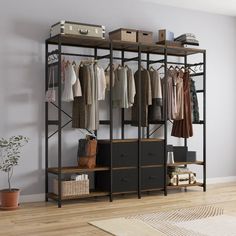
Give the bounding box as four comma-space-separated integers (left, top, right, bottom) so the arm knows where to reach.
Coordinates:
90, 206, 236, 236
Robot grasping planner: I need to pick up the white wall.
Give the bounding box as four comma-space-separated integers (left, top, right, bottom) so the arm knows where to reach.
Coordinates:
0, 0, 236, 199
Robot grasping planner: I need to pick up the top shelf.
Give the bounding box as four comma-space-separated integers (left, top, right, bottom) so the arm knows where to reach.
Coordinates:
46, 35, 206, 57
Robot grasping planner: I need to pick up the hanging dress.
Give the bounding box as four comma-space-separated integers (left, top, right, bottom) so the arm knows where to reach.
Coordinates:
171, 72, 193, 138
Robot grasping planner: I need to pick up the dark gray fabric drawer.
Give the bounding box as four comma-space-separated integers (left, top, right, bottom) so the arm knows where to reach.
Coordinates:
141, 167, 164, 190
141, 141, 164, 165
96, 141, 138, 167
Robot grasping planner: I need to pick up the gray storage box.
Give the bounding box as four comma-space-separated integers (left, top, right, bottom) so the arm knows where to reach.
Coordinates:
50, 21, 105, 39
173, 146, 188, 162
187, 151, 197, 162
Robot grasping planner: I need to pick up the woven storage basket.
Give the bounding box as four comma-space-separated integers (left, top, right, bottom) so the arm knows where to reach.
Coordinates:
53, 179, 89, 197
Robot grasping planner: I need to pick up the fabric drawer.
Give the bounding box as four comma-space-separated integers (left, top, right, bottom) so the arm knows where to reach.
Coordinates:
141, 167, 164, 190
95, 169, 137, 193
96, 141, 138, 167
141, 141, 164, 165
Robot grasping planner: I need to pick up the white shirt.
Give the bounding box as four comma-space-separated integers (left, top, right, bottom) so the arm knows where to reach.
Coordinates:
62, 64, 76, 102
73, 64, 82, 97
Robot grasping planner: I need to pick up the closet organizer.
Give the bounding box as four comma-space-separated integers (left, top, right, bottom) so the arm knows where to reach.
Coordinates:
45, 35, 206, 208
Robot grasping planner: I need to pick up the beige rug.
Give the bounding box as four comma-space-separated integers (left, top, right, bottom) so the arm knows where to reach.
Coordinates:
90, 206, 236, 236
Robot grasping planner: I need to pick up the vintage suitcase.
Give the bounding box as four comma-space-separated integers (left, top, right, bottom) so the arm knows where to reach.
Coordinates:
168, 172, 196, 186
109, 28, 137, 42
50, 21, 105, 39
137, 30, 153, 44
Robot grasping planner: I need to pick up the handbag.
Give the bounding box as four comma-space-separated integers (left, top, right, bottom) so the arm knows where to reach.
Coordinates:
45, 66, 56, 102
78, 137, 97, 169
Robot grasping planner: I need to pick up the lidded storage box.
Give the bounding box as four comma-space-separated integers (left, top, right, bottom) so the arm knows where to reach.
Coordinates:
109, 28, 137, 42
50, 20, 105, 39
137, 30, 153, 44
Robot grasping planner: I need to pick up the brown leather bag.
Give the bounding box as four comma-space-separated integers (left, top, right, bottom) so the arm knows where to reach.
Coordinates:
78, 139, 97, 169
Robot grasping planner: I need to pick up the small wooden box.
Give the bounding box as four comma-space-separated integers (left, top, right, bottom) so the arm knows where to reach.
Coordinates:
158, 29, 174, 42
109, 28, 137, 42
137, 30, 153, 44
53, 179, 89, 197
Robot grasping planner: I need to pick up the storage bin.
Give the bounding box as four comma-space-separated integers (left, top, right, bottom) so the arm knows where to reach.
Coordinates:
96, 169, 137, 193
109, 28, 137, 42
137, 30, 153, 44
53, 179, 89, 197
96, 140, 138, 167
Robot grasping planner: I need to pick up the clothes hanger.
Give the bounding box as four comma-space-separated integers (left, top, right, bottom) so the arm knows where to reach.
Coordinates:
157, 64, 165, 71
105, 63, 114, 72
175, 65, 180, 71
149, 66, 155, 71
186, 66, 196, 73
168, 65, 175, 71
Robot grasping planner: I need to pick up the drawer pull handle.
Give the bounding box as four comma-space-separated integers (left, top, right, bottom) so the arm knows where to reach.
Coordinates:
79, 29, 88, 35
149, 176, 157, 180
121, 178, 128, 183
120, 154, 127, 158
148, 152, 153, 156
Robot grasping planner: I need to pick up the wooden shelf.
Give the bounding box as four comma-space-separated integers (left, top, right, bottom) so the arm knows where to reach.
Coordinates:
48, 166, 109, 175
167, 161, 204, 167
112, 191, 138, 195
141, 188, 164, 192
98, 138, 164, 143
141, 165, 164, 168
48, 191, 109, 201
46, 35, 205, 56
112, 166, 137, 170
167, 182, 204, 189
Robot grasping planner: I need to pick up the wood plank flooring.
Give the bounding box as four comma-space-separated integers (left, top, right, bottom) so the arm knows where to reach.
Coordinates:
1, 183, 236, 236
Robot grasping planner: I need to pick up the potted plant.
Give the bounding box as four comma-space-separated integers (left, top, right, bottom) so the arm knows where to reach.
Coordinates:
0, 135, 29, 210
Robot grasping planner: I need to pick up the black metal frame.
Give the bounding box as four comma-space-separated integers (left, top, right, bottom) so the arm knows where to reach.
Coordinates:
45, 35, 206, 207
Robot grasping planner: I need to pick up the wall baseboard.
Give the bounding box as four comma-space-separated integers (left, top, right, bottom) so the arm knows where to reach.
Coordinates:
20, 193, 45, 203
20, 176, 236, 203
204, 176, 236, 184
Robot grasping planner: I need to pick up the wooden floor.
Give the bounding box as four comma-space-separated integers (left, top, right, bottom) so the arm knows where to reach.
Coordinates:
1, 183, 236, 236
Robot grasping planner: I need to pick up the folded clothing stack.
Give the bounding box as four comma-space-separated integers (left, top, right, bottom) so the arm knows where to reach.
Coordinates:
71, 174, 89, 181
175, 33, 199, 46
168, 166, 197, 186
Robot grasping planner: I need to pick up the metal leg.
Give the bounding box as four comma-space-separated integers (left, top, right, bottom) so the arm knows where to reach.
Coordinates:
203, 51, 207, 192
109, 42, 114, 202
138, 45, 142, 199
164, 49, 168, 196
58, 36, 62, 208
45, 41, 49, 202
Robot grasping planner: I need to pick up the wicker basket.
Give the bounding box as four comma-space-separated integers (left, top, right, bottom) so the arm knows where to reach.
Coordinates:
53, 179, 89, 197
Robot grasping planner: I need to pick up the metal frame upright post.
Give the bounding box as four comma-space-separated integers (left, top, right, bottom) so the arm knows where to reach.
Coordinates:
164, 49, 168, 196
146, 53, 150, 139
94, 47, 98, 137
57, 36, 62, 208
45, 41, 49, 202
138, 45, 142, 199
121, 50, 125, 139
109, 42, 114, 202
184, 55, 188, 147
203, 51, 206, 192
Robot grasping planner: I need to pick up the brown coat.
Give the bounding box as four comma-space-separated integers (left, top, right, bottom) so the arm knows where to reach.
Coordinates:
131, 69, 152, 127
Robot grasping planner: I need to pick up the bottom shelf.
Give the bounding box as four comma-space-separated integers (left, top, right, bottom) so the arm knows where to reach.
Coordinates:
48, 191, 109, 201
167, 182, 204, 189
